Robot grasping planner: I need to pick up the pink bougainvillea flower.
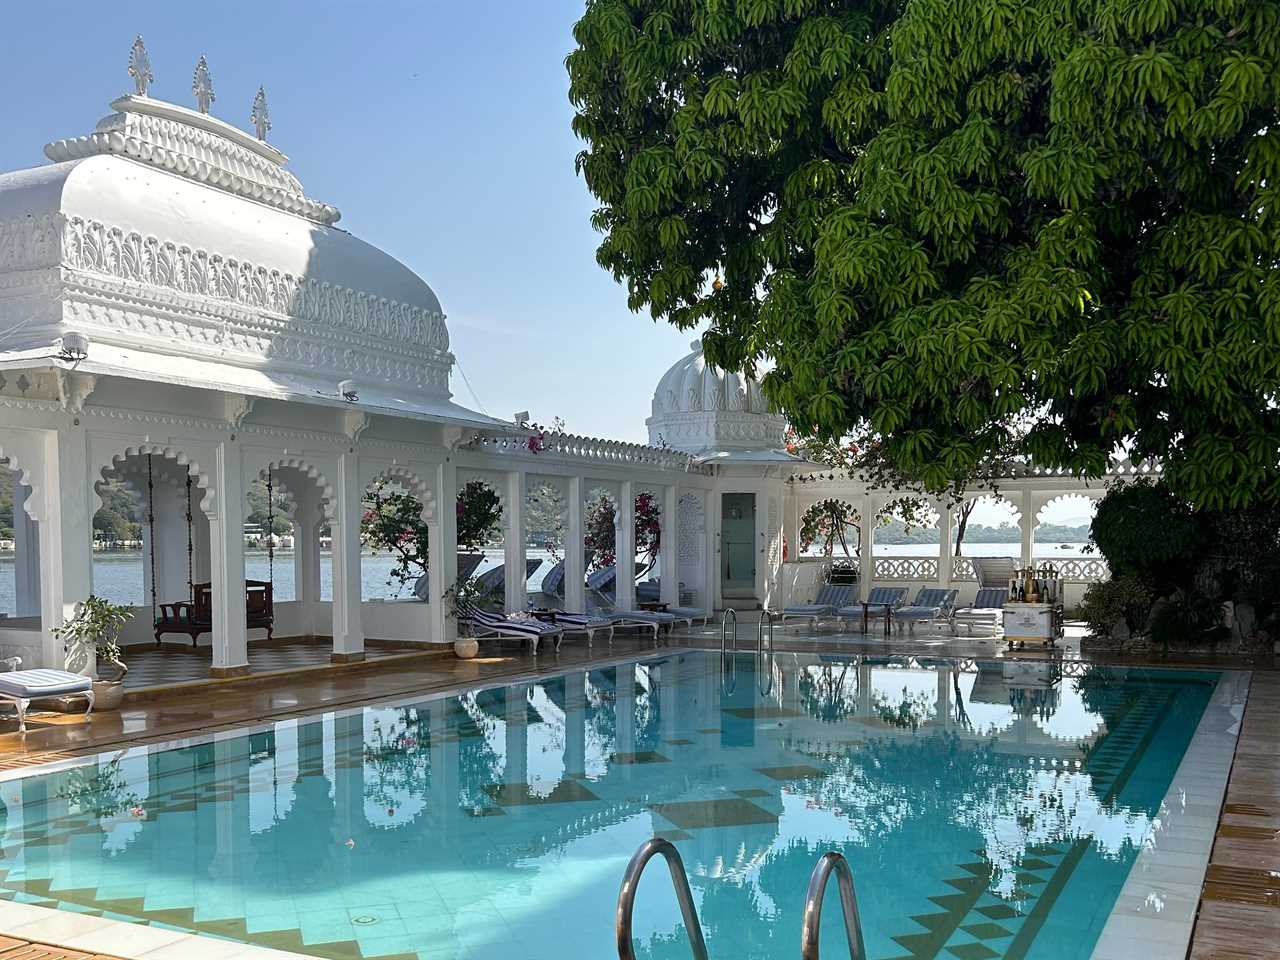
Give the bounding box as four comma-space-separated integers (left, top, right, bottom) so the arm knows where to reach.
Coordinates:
129, 806, 147, 819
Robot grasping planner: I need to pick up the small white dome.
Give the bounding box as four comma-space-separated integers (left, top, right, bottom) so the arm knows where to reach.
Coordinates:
646, 340, 785, 456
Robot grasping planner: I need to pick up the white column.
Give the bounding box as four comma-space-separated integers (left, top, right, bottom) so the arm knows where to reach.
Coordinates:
615, 663, 636, 756
505, 684, 529, 786
428, 460, 458, 644
565, 476, 585, 613
659, 484, 679, 607
938, 503, 952, 588
37, 427, 93, 668
658, 658, 678, 742
783, 487, 800, 566
1020, 489, 1035, 567
11, 476, 40, 617
208, 438, 248, 676
616, 480, 636, 611
330, 451, 365, 661
564, 670, 586, 778
706, 490, 721, 612
859, 495, 875, 595
503, 470, 527, 613
293, 486, 322, 637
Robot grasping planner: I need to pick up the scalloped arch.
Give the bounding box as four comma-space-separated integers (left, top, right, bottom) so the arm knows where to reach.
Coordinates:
252, 458, 337, 521
365, 466, 436, 520
100, 445, 213, 518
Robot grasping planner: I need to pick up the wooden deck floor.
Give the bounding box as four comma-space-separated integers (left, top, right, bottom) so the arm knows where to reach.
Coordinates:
0, 933, 122, 959
1189, 669, 1280, 959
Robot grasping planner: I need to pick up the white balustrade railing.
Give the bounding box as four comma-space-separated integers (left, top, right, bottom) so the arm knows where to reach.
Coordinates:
462, 431, 712, 474
873, 557, 939, 581
952, 556, 976, 581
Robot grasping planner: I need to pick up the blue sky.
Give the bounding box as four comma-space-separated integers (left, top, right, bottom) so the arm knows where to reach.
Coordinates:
0, 1, 695, 442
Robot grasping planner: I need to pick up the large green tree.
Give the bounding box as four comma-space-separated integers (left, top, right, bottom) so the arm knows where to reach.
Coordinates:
568, 0, 1280, 508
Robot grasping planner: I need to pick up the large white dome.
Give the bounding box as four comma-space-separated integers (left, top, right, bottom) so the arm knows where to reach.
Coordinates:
0, 93, 453, 404
646, 340, 786, 456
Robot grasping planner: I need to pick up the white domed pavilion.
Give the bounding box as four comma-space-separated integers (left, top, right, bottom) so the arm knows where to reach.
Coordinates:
0, 39, 1115, 679
646, 340, 790, 461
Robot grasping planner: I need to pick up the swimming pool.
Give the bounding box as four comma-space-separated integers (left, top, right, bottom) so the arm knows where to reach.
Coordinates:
0, 652, 1225, 960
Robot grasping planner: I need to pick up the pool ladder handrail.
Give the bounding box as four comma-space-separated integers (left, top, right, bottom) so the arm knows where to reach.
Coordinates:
756, 611, 775, 697
720, 608, 738, 694
616, 838, 709, 960
800, 852, 867, 960
616, 841, 866, 960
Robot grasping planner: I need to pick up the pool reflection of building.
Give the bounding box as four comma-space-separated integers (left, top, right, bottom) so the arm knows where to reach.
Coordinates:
0, 654, 1194, 960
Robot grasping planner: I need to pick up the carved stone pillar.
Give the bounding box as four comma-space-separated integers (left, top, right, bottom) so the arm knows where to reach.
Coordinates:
616, 481, 636, 611
330, 451, 365, 661
503, 470, 527, 613
565, 476, 585, 613
208, 438, 248, 676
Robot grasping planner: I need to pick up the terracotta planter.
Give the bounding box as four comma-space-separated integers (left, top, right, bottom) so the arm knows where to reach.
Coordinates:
453, 638, 479, 660
92, 680, 125, 711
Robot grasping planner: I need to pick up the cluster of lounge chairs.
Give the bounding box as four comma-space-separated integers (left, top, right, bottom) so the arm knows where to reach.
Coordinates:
779, 584, 1007, 636
454, 559, 713, 654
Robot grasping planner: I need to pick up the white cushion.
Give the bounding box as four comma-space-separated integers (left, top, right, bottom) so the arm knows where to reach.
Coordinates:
0, 669, 93, 698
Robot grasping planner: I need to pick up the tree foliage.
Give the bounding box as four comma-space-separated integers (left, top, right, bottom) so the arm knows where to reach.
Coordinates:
568, 0, 1280, 508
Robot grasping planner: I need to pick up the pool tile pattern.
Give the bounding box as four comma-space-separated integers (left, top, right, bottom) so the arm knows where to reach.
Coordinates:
0, 642, 1251, 960
1189, 670, 1280, 959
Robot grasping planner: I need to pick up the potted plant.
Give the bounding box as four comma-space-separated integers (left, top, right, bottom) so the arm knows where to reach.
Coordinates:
54, 595, 133, 710
443, 575, 493, 659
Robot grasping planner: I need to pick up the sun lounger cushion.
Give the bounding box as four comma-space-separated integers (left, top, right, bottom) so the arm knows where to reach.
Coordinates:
0, 669, 92, 699
783, 584, 855, 617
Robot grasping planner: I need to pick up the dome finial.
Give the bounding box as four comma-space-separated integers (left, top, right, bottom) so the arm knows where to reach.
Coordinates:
192, 56, 215, 114
251, 86, 271, 141
690, 338, 703, 352
128, 35, 153, 97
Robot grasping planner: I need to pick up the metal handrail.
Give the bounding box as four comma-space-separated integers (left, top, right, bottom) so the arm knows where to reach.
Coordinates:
800, 852, 866, 960
756, 611, 775, 696
720, 609, 738, 694
616, 838, 710, 960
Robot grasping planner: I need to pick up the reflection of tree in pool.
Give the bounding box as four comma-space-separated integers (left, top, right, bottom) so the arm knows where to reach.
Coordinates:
362, 708, 431, 811
583, 668, 663, 756
798, 662, 859, 722
871, 686, 936, 730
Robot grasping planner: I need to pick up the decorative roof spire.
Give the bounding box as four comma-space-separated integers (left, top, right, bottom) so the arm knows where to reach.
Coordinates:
127, 35, 153, 97
251, 86, 271, 141
192, 56, 215, 114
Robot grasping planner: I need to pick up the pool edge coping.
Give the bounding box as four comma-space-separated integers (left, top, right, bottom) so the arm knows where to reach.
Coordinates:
1088, 668, 1251, 960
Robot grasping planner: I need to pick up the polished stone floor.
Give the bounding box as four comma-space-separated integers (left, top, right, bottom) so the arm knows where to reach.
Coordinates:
116, 638, 413, 690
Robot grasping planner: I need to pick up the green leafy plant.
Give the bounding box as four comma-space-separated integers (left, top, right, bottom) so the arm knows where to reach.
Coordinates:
1090, 479, 1205, 586
54, 595, 133, 679
58, 755, 141, 819
442, 574, 496, 625
583, 492, 662, 572
361, 479, 504, 590
1146, 588, 1226, 651
568, 1, 1280, 508
1079, 574, 1155, 640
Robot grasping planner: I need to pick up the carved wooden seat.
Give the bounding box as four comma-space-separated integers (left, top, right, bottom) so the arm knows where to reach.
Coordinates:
154, 580, 274, 646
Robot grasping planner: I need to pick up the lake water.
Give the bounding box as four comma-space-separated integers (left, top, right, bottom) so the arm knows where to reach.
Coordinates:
0, 543, 1091, 615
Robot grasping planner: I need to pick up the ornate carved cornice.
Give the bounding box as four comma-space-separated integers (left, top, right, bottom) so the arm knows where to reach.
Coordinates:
44, 96, 340, 225
22, 214, 455, 395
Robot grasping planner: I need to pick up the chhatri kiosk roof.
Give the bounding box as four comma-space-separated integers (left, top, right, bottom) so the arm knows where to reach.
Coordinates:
0, 42, 503, 430
647, 340, 806, 466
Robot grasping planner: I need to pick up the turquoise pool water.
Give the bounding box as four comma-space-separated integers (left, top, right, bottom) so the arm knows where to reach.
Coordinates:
0, 653, 1217, 960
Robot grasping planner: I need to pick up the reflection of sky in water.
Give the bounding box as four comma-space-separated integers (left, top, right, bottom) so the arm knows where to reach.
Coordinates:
0, 654, 1217, 960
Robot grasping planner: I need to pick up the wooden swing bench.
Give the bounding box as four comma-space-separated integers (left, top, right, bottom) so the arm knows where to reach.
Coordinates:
154, 580, 275, 646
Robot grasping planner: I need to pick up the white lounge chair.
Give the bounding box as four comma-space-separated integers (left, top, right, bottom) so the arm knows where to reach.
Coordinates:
0, 667, 95, 733
892, 587, 960, 635
457, 603, 565, 654
781, 584, 857, 629
951, 588, 1008, 635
